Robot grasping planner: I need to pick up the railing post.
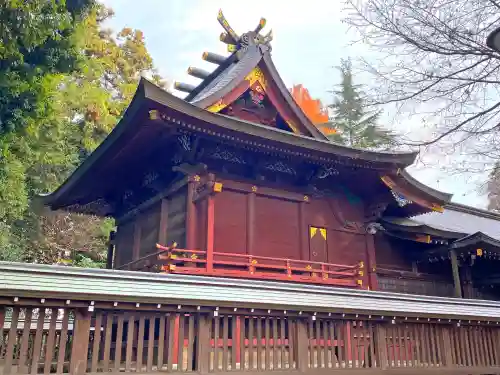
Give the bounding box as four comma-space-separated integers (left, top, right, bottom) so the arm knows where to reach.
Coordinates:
196, 314, 211, 374
295, 318, 309, 372
70, 308, 92, 375
375, 324, 388, 369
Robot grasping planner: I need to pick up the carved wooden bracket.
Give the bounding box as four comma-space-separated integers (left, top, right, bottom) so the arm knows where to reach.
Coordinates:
192, 173, 223, 203
172, 162, 208, 177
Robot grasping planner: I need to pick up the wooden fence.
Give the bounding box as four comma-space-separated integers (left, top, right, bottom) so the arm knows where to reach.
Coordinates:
1, 303, 500, 374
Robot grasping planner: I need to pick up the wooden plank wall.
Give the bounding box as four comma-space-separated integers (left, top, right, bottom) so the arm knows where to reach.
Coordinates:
166, 187, 188, 249
1, 304, 500, 374
212, 181, 370, 270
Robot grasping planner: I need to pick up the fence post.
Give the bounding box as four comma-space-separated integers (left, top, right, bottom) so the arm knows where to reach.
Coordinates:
375, 324, 388, 369
70, 308, 92, 375
196, 314, 211, 374
295, 318, 309, 372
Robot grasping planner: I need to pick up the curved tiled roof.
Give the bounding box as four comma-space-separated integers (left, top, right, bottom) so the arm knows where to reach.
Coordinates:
414, 203, 500, 241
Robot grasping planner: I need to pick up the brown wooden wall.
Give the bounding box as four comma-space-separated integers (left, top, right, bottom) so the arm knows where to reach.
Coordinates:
113, 185, 188, 268
166, 186, 187, 248
305, 197, 367, 266
114, 219, 135, 268
214, 190, 247, 254
374, 234, 414, 271
374, 233, 457, 297
210, 179, 369, 269
253, 195, 301, 260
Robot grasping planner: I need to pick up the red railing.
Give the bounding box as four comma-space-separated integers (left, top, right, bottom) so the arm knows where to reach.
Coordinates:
155, 244, 364, 288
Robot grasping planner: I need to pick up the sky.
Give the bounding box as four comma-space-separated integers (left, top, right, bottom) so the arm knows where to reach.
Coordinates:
101, 0, 488, 208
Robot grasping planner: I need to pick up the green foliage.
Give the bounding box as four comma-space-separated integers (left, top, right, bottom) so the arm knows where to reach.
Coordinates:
0, 0, 94, 134
0, 2, 165, 268
327, 59, 397, 149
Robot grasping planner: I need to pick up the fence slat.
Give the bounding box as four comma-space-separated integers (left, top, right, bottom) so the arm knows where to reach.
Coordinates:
223, 315, 229, 371
4, 306, 20, 375
239, 317, 245, 371
18, 308, 34, 374
167, 314, 176, 372
125, 314, 135, 372
256, 317, 262, 370
265, 317, 270, 370
91, 311, 103, 373
137, 314, 146, 372
248, 316, 254, 370
231, 316, 237, 370
102, 313, 113, 373
146, 315, 156, 372
31, 308, 47, 375
114, 314, 125, 372
177, 314, 185, 371
157, 314, 166, 371
43, 308, 58, 374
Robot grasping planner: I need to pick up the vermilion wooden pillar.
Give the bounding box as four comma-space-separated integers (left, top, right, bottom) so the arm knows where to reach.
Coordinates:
235, 317, 241, 365
172, 316, 181, 366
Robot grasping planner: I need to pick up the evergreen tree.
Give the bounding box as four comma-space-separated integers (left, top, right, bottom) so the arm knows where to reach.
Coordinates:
327, 59, 396, 149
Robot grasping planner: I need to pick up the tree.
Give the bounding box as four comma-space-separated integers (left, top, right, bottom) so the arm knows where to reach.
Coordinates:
327, 59, 396, 149
0, 0, 94, 135
0, 0, 93, 262
344, 0, 500, 161
0, 3, 167, 266
25, 5, 167, 266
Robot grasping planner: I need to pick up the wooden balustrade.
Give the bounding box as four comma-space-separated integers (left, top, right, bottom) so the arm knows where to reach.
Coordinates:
1, 301, 500, 374
154, 245, 364, 288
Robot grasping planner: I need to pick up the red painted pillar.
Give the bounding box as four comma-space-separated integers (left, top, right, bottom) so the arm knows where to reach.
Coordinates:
236, 317, 241, 365
172, 315, 180, 365
345, 321, 352, 363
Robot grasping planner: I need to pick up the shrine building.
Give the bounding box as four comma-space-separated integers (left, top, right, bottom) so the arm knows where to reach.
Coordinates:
42, 10, 500, 301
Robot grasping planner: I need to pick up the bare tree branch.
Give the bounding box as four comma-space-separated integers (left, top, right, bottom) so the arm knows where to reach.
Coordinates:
344, 0, 500, 152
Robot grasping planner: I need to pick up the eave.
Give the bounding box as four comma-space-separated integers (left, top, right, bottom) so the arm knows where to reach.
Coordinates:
43, 79, 421, 215
381, 217, 464, 240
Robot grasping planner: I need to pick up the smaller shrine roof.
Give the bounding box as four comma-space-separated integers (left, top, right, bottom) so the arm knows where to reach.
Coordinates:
414, 203, 500, 241
449, 232, 500, 250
